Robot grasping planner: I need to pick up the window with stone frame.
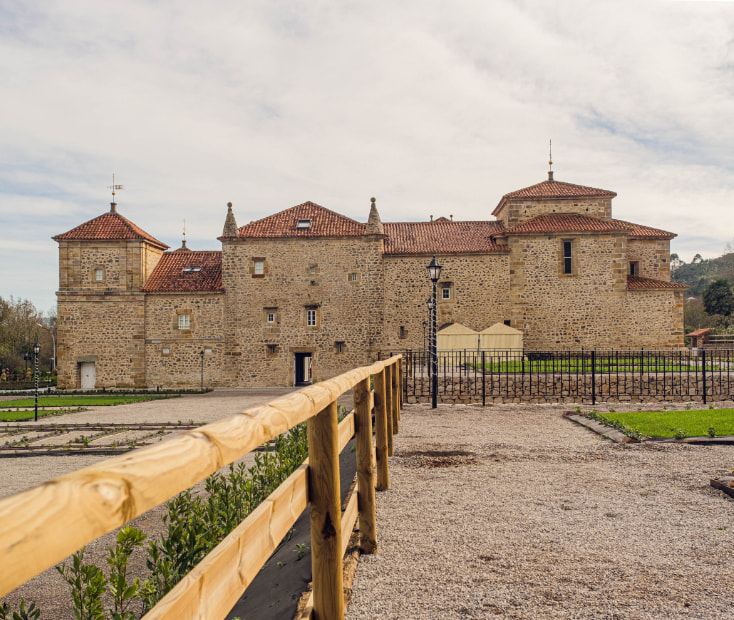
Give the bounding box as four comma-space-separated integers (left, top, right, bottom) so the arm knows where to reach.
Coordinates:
94, 268, 104, 282
441, 284, 451, 300
264, 307, 278, 325
629, 261, 639, 276
306, 308, 318, 327
178, 314, 190, 330
335, 341, 345, 354
560, 238, 577, 276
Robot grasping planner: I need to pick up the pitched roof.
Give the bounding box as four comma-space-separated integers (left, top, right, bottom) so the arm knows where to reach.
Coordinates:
504, 213, 675, 239
493, 179, 616, 215
618, 220, 676, 240
238, 202, 366, 238
627, 275, 688, 290
506, 213, 629, 235
142, 250, 222, 292
53, 210, 168, 249
383, 221, 507, 255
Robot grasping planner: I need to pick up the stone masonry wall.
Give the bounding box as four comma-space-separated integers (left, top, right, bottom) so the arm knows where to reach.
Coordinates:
497, 197, 612, 228
381, 253, 510, 353
57, 240, 164, 293
625, 289, 685, 349
508, 232, 629, 349
144, 292, 225, 388
627, 239, 671, 280
57, 293, 146, 389
221, 235, 385, 386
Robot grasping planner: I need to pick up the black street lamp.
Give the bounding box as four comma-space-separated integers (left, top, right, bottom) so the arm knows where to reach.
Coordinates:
33, 342, 40, 422
422, 320, 427, 359
426, 299, 434, 378
427, 256, 442, 408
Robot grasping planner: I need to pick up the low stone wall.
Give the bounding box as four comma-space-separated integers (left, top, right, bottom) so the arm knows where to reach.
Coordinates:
405, 373, 733, 405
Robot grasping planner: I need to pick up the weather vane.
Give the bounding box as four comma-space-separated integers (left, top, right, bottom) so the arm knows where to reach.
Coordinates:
108, 173, 124, 202
549, 139, 553, 171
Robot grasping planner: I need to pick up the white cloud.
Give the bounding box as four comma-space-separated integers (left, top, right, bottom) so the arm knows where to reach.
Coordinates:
1, 0, 734, 311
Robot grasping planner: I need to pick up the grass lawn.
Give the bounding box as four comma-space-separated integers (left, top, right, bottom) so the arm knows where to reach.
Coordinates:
0, 394, 179, 408
0, 409, 69, 421
601, 408, 734, 438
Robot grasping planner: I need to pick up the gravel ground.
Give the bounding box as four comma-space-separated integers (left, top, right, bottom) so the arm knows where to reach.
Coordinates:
347, 402, 734, 620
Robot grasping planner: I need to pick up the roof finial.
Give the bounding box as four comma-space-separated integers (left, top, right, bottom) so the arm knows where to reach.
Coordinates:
548, 140, 554, 182
107, 173, 124, 212
182, 218, 187, 249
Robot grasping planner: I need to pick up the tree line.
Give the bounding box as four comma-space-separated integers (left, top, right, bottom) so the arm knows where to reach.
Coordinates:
0, 296, 56, 378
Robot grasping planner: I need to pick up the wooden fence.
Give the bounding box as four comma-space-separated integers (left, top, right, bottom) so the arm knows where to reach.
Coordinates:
0, 355, 403, 620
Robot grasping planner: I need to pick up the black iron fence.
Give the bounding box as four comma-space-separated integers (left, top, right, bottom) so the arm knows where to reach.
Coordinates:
390, 349, 734, 405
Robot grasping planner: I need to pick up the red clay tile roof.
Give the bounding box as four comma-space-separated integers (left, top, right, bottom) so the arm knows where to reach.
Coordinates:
506, 213, 629, 235
493, 179, 616, 215
617, 219, 676, 240
627, 275, 687, 290
238, 202, 366, 238
686, 328, 710, 337
504, 213, 675, 239
383, 221, 507, 255
142, 250, 222, 292
53, 210, 168, 249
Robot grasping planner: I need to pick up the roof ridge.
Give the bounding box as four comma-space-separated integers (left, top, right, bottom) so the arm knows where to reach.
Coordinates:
53, 210, 168, 249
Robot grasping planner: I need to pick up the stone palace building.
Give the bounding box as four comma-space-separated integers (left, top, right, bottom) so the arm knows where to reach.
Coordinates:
54, 171, 687, 389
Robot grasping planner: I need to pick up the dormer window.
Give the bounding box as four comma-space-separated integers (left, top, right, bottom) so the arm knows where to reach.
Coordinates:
182, 267, 201, 273
296, 219, 311, 230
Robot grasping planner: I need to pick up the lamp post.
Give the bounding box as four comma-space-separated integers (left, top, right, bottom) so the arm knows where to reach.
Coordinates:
427, 256, 442, 409
422, 320, 427, 362
426, 299, 434, 378
33, 342, 40, 422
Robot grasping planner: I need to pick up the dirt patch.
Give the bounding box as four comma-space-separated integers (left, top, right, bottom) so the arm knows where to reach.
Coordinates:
399, 447, 478, 468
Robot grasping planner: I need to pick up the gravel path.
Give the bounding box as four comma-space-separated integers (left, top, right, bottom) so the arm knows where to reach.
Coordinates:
347, 403, 734, 619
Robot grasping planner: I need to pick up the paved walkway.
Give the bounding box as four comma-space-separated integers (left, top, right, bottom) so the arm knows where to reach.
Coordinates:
347, 403, 734, 619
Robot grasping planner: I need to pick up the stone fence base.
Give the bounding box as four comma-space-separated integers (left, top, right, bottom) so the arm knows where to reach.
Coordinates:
405, 374, 732, 405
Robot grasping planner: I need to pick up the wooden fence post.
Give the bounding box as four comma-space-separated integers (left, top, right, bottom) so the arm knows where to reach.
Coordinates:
354, 378, 377, 554
373, 369, 390, 491
307, 401, 344, 620
391, 361, 399, 434
385, 364, 394, 456
398, 360, 409, 420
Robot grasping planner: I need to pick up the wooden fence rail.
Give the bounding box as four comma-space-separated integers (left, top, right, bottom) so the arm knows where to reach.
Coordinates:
0, 355, 403, 620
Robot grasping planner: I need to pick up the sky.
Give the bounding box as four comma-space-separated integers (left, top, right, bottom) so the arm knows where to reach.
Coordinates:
2, 0, 734, 313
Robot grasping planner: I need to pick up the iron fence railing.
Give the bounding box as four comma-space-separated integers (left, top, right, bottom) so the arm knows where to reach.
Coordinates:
387, 349, 734, 405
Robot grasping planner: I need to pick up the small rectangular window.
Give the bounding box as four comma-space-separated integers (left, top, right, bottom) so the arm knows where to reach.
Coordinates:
178, 314, 190, 330
629, 261, 639, 276
399, 326, 406, 339
267, 312, 275, 323
254, 260, 264, 275
350, 272, 358, 282
95, 269, 104, 281
442, 287, 450, 300
297, 219, 312, 229
335, 341, 345, 353
563, 241, 573, 274
307, 309, 317, 327
267, 344, 278, 355
310, 266, 316, 275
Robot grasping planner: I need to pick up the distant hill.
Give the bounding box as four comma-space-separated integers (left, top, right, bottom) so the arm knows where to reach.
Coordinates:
672, 252, 734, 296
